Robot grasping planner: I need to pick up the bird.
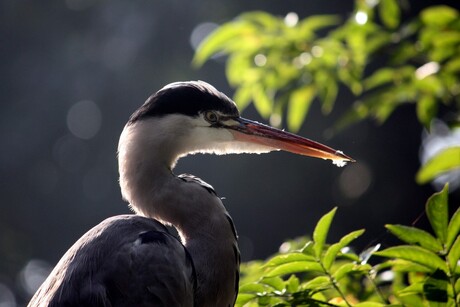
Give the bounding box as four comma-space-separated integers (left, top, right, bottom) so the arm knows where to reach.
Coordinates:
29, 81, 353, 307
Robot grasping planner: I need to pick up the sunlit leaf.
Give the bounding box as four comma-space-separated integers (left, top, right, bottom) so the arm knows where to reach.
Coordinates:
375, 245, 448, 273
265, 261, 323, 277
301, 241, 315, 256
420, 5, 459, 27
235, 293, 257, 305
252, 84, 273, 118
323, 229, 365, 270
447, 236, 460, 272
379, 0, 400, 29
385, 224, 443, 253
298, 15, 340, 36
416, 95, 437, 129
233, 85, 254, 111
363, 68, 395, 90
416, 147, 460, 184
426, 183, 449, 245
264, 252, 315, 267
259, 276, 285, 292
302, 275, 330, 289
239, 11, 280, 30
193, 22, 256, 67
239, 283, 270, 294
388, 259, 433, 273
286, 275, 299, 293
287, 85, 316, 132
398, 282, 423, 295
447, 206, 460, 250
332, 262, 369, 281
313, 207, 337, 258
316, 75, 338, 114
445, 57, 460, 73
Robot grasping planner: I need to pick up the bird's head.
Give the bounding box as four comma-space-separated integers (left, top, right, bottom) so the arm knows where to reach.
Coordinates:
118, 81, 353, 170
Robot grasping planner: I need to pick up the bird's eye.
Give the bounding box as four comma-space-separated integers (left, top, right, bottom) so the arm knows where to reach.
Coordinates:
204, 111, 219, 124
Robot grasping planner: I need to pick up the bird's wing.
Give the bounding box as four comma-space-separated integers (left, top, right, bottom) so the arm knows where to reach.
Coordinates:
28, 215, 196, 307
178, 173, 217, 195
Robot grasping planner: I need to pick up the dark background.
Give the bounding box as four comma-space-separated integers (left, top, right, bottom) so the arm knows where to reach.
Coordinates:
1, 1, 459, 305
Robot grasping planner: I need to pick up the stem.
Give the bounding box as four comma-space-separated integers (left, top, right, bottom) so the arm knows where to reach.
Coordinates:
319, 262, 352, 307
366, 272, 390, 304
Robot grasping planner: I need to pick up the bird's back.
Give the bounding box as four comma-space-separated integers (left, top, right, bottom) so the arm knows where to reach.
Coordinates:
29, 215, 196, 307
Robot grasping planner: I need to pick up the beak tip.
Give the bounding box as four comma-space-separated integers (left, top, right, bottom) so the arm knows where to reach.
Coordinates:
335, 150, 355, 163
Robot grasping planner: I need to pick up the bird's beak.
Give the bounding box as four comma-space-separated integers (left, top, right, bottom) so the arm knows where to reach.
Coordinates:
224, 117, 355, 166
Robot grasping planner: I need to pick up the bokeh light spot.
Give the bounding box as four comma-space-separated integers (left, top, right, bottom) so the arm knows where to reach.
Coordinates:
355, 11, 368, 25
254, 54, 267, 67
67, 100, 102, 140
311, 46, 324, 58
284, 12, 299, 27
19, 259, 52, 296
338, 162, 372, 199
293, 52, 312, 68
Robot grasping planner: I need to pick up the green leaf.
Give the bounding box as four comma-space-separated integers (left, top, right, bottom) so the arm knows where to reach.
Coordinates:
426, 184, 449, 245
447, 236, 460, 272
416, 148, 460, 184
388, 259, 433, 273
379, 0, 400, 29
301, 241, 315, 255
298, 15, 340, 35
235, 293, 257, 305
313, 207, 337, 258
233, 85, 253, 112
416, 95, 437, 129
193, 22, 255, 67
239, 283, 269, 294
447, 206, 460, 250
333, 263, 359, 281
398, 282, 424, 295
323, 229, 365, 270
302, 275, 330, 289
287, 85, 316, 132
265, 261, 323, 277
363, 68, 395, 90
320, 79, 338, 115
286, 275, 299, 293
375, 245, 448, 273
420, 5, 459, 27
264, 252, 315, 267
385, 224, 443, 253
252, 84, 273, 118
259, 277, 285, 292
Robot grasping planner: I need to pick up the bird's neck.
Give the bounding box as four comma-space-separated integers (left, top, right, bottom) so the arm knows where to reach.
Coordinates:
118, 123, 239, 306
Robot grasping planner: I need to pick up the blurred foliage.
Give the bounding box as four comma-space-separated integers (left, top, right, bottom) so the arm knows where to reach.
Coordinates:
194, 0, 460, 187
235, 184, 460, 306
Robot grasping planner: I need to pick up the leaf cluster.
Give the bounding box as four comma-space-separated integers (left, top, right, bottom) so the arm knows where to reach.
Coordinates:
194, 2, 460, 132
194, 1, 460, 186
236, 184, 460, 306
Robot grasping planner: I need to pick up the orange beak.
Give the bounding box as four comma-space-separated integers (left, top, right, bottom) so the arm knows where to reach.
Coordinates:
226, 117, 354, 166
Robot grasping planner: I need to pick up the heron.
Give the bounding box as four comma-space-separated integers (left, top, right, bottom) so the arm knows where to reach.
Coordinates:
29, 81, 353, 307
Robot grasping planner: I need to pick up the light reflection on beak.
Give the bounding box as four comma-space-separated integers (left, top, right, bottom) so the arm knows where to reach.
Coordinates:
224, 117, 355, 166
